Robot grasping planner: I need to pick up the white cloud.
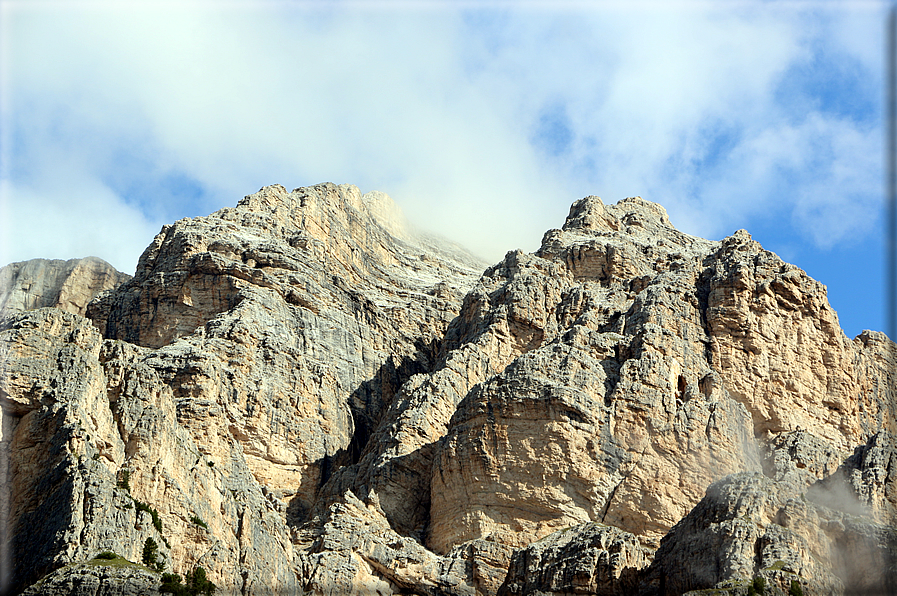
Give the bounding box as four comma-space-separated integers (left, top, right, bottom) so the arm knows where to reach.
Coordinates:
0, 176, 161, 275
0, 0, 888, 270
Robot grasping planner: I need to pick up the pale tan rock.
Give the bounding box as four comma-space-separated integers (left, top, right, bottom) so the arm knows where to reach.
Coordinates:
89, 183, 482, 350
297, 491, 475, 596
705, 233, 895, 451
0, 257, 130, 317
86, 183, 484, 526
0, 309, 157, 593
421, 196, 894, 588
3, 184, 484, 594
428, 197, 759, 557
0, 307, 306, 593
21, 557, 161, 596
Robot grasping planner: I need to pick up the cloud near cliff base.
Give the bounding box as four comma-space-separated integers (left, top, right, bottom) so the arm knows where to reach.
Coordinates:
0, 3, 886, 302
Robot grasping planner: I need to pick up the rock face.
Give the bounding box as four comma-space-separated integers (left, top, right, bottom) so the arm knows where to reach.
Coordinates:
427, 197, 889, 554
643, 471, 897, 596
1, 183, 485, 595
0, 257, 130, 317
296, 491, 475, 596
498, 522, 651, 596
1, 185, 894, 596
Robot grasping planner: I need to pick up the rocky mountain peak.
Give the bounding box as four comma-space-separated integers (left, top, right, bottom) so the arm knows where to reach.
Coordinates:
562, 195, 673, 235
232, 182, 409, 241
90, 183, 484, 349
562, 195, 616, 231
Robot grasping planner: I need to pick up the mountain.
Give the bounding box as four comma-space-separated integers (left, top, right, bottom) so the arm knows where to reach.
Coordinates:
0, 183, 893, 595
0, 257, 130, 317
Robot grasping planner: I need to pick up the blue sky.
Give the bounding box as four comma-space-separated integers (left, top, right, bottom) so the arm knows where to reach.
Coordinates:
0, 0, 890, 340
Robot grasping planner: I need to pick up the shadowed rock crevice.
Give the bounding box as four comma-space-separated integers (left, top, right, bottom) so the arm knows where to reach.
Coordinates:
344, 347, 442, 469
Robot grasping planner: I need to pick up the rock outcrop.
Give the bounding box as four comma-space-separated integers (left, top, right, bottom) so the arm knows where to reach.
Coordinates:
425, 197, 892, 557
296, 491, 475, 596
498, 522, 651, 596
643, 470, 897, 596
21, 554, 160, 596
1, 185, 894, 596
0, 257, 130, 317
1, 183, 486, 595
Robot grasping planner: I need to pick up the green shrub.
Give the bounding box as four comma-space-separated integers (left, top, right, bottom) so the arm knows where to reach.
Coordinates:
142, 537, 158, 566
789, 580, 804, 596
95, 551, 118, 560
160, 572, 185, 595
133, 499, 162, 533
117, 470, 130, 492
187, 567, 216, 595
190, 515, 209, 530
747, 576, 766, 596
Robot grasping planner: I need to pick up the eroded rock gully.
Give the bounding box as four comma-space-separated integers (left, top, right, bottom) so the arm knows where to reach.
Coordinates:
0, 185, 893, 595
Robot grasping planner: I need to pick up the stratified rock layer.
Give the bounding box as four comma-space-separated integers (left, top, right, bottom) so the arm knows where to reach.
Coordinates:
2, 183, 485, 594
2, 186, 894, 596
426, 196, 893, 561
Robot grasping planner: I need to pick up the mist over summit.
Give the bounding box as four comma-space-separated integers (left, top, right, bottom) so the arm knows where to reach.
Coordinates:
0, 183, 894, 595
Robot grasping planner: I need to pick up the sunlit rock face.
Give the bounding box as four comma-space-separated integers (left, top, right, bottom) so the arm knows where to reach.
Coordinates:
429, 197, 760, 556
1, 185, 894, 596
2, 183, 484, 595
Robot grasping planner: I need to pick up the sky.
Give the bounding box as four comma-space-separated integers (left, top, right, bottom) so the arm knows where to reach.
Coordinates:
0, 0, 891, 340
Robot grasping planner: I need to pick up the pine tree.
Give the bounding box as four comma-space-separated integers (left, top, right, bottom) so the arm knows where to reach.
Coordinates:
142, 537, 159, 569
187, 566, 216, 596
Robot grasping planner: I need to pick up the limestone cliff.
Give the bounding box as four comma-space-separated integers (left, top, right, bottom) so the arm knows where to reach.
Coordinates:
1, 185, 893, 596
0, 257, 130, 317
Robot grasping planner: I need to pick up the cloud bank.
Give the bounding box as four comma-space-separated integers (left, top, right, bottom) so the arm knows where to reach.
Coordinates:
0, 2, 886, 286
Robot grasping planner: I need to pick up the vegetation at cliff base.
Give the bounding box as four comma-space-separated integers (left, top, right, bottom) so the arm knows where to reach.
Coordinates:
747, 576, 766, 595
160, 566, 216, 595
